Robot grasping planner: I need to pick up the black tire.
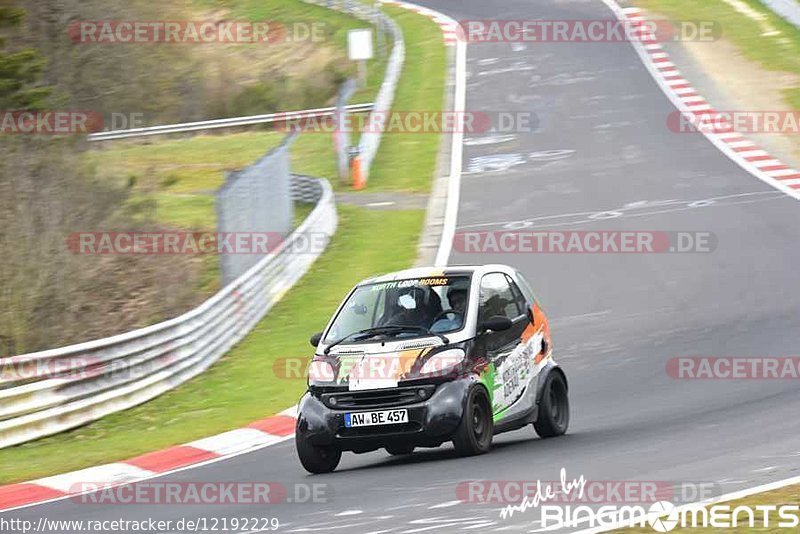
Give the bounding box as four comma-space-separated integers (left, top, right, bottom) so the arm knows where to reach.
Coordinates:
386, 444, 415, 456
533, 371, 569, 438
296, 430, 342, 474
452, 386, 493, 456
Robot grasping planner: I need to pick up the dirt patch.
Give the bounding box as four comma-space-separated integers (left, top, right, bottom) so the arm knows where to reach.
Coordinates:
681, 36, 800, 166
682, 37, 800, 111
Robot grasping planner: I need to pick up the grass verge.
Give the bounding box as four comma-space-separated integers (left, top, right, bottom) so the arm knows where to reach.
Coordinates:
89, 132, 338, 230
0, 1, 446, 484
614, 484, 800, 533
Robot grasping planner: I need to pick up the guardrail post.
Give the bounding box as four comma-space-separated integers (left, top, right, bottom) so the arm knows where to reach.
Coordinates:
351, 155, 365, 190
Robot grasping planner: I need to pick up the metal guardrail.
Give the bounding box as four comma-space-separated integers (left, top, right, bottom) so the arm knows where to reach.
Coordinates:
0, 177, 336, 449
88, 103, 375, 141
760, 0, 800, 28
303, 0, 405, 184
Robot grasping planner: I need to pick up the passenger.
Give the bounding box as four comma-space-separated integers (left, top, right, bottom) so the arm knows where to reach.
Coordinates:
430, 287, 467, 332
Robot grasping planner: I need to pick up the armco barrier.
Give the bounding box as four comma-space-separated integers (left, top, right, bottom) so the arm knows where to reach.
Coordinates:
0, 177, 336, 449
302, 0, 405, 184
760, 0, 800, 28
87, 103, 374, 142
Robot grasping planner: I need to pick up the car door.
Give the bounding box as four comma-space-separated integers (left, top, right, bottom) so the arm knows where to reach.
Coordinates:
475, 272, 529, 415
511, 270, 551, 363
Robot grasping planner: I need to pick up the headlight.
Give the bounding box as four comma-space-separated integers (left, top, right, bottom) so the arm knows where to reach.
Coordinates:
308, 360, 335, 382
420, 348, 466, 376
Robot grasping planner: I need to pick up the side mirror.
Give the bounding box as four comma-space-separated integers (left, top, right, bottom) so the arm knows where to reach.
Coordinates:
480, 315, 513, 333
309, 332, 323, 348
526, 303, 535, 325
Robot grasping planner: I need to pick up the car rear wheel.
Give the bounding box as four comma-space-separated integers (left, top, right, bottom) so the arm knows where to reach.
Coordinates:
452, 387, 493, 456
296, 428, 342, 474
533, 372, 569, 438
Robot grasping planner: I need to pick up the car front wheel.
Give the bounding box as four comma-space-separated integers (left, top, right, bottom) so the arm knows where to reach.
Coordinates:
296, 426, 341, 474
452, 386, 493, 456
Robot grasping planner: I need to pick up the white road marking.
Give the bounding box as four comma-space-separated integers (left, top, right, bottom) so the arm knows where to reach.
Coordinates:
767, 168, 800, 177
752, 465, 778, 473
737, 149, 769, 158
726, 140, 756, 148
435, 21, 467, 266
458, 191, 785, 231
429, 500, 462, 509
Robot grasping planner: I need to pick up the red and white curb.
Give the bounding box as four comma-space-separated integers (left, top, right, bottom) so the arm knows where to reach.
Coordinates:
381, 0, 460, 45
0, 407, 297, 512
617, 4, 800, 200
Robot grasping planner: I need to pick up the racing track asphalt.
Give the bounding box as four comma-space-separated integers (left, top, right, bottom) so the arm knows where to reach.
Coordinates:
5, 0, 800, 532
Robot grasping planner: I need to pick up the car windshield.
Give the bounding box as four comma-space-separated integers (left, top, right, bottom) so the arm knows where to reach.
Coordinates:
323, 276, 471, 343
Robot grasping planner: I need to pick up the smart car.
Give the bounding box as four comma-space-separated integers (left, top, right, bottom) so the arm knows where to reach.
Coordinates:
295, 265, 569, 473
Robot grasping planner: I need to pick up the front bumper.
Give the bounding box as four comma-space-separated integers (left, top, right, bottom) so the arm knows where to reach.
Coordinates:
296, 378, 476, 453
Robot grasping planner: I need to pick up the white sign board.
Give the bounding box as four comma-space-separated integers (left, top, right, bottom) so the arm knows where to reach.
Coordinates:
348, 29, 374, 61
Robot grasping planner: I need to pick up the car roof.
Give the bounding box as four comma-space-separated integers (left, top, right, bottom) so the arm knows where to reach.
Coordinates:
357, 264, 517, 286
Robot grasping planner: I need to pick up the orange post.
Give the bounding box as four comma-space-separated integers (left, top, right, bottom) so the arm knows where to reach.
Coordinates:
351, 156, 366, 190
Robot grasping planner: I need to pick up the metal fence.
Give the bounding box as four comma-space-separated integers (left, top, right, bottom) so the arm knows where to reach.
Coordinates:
334, 80, 358, 182
87, 104, 374, 142
303, 0, 405, 184
0, 174, 336, 449
217, 134, 296, 285
760, 0, 800, 28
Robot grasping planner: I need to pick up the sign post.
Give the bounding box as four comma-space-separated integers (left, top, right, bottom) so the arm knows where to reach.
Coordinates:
347, 28, 374, 88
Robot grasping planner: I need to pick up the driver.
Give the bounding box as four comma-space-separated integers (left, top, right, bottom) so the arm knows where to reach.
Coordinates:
430, 287, 467, 332
384, 287, 427, 327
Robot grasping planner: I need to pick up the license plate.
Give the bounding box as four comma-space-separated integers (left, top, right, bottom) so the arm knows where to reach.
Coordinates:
344, 409, 408, 428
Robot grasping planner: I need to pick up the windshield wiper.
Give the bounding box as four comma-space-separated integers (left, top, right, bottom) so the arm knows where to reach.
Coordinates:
378, 325, 450, 345
324, 326, 448, 355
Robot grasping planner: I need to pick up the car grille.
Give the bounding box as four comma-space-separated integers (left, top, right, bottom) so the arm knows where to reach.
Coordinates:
321, 385, 436, 410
